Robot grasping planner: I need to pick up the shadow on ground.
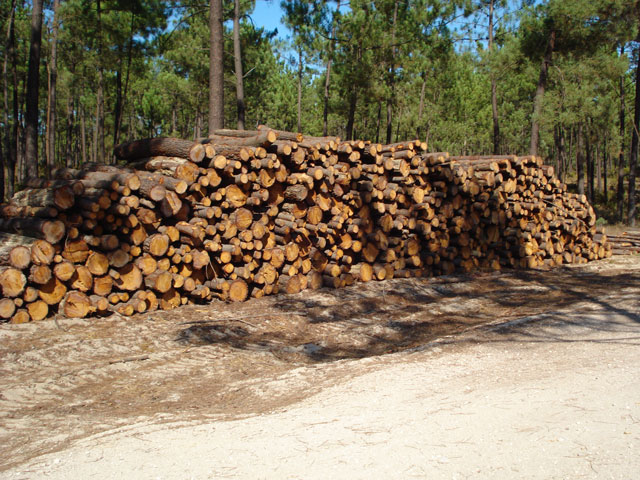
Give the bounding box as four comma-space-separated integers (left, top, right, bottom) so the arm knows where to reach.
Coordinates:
176, 259, 640, 363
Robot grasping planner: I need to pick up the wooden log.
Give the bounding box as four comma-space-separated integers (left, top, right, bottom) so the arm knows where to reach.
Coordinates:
85, 252, 110, 276
115, 264, 143, 291
61, 291, 94, 318
0, 218, 65, 244
93, 275, 114, 297
26, 300, 48, 321
0, 298, 17, 319
7, 246, 32, 270
29, 264, 52, 285
10, 309, 31, 324
143, 234, 170, 257
10, 184, 75, 210
114, 137, 207, 163
70, 265, 93, 292
228, 279, 248, 302
207, 129, 277, 147
0, 267, 27, 297
160, 288, 181, 310
144, 270, 173, 293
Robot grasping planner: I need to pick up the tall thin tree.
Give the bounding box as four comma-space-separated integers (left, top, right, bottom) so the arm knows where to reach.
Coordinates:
25, 0, 45, 180
209, 0, 224, 132
233, 0, 245, 130
2, 0, 18, 200
530, 25, 555, 156
488, 0, 500, 154
629, 40, 640, 226
617, 45, 626, 221
46, 0, 61, 178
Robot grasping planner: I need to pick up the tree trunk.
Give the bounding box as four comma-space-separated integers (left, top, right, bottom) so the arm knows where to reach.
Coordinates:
385, 0, 399, 145
577, 123, 585, 196
489, 0, 500, 154
114, 13, 135, 150
233, 0, 245, 130
596, 143, 602, 197
80, 102, 87, 167
95, 0, 105, 164
603, 136, 608, 203
417, 72, 427, 140
46, 0, 60, 178
24, 0, 44, 180
323, 1, 340, 137
346, 88, 357, 141
297, 46, 303, 133
65, 93, 74, 167
209, 0, 224, 132
2, 0, 18, 201
585, 125, 594, 203
530, 27, 555, 156
629, 41, 640, 226
618, 47, 626, 221
113, 66, 123, 153
375, 100, 382, 144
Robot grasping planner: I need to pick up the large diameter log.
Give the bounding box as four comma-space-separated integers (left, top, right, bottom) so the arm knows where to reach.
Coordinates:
207, 129, 277, 147
29, 264, 52, 285
38, 277, 68, 305
61, 291, 94, 318
26, 300, 48, 321
144, 270, 173, 293
8, 246, 32, 270
86, 252, 110, 276
160, 288, 181, 310
10, 184, 75, 210
31, 240, 56, 265
0, 218, 65, 244
53, 261, 75, 281
113, 137, 206, 163
70, 266, 93, 292
228, 279, 248, 302
0, 267, 27, 297
115, 264, 143, 291
143, 234, 170, 257
0, 233, 37, 267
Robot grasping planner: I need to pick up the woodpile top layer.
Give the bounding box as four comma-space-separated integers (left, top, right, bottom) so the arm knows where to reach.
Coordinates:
0, 128, 610, 324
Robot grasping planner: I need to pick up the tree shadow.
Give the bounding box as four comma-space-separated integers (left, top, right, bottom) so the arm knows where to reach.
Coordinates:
176, 263, 640, 363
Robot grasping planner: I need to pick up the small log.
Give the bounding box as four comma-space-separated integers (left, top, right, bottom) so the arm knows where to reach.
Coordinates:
0, 298, 17, 319
10, 309, 31, 324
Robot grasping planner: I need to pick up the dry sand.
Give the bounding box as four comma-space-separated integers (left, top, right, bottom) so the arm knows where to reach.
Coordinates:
1, 256, 639, 479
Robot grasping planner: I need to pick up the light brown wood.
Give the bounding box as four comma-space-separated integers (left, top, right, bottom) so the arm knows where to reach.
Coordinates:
61, 291, 94, 318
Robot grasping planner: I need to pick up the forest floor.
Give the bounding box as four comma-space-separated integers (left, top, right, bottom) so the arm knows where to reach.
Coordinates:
0, 254, 639, 478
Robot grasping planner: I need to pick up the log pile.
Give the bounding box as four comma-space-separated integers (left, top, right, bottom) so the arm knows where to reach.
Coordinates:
0, 128, 610, 323
595, 230, 640, 255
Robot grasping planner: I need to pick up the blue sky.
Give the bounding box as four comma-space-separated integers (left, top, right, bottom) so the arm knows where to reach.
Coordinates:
249, 1, 292, 40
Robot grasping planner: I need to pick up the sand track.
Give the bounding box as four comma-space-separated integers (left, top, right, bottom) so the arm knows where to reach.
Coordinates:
1, 256, 639, 478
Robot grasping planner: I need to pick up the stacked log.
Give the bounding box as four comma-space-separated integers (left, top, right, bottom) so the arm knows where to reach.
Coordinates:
595, 230, 640, 255
0, 129, 610, 323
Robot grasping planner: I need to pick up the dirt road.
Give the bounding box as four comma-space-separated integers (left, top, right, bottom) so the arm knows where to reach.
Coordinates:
1, 256, 639, 479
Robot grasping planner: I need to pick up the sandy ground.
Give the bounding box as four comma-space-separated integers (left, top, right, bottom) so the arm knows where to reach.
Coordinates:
1, 256, 639, 479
